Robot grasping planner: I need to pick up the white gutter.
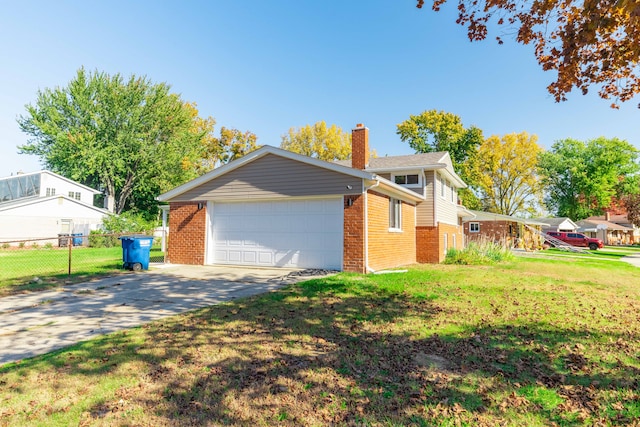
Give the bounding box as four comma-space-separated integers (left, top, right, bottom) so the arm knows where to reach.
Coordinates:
363, 178, 380, 274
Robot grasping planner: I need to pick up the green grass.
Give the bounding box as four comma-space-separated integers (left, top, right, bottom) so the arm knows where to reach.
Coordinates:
0, 246, 165, 295
1, 256, 639, 425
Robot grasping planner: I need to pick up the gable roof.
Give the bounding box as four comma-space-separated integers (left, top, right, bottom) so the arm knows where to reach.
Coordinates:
537, 217, 578, 228
335, 151, 466, 188
158, 145, 425, 203
467, 210, 550, 226
0, 194, 110, 215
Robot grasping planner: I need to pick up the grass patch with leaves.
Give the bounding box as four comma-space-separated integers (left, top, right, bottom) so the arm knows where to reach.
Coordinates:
1, 257, 640, 426
0, 246, 164, 296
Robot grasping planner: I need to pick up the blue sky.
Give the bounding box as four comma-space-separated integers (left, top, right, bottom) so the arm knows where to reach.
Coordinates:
1, 1, 638, 176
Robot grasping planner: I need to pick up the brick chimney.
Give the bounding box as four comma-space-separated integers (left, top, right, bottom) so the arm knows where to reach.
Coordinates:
605, 211, 611, 221
351, 123, 369, 170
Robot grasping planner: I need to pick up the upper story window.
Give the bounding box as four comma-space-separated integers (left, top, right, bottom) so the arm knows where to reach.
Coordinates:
46, 188, 56, 197
440, 176, 446, 198
392, 173, 421, 188
451, 182, 456, 203
68, 191, 81, 201
389, 198, 402, 230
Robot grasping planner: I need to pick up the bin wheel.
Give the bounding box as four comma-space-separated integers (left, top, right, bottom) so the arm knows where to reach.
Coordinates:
132, 263, 143, 271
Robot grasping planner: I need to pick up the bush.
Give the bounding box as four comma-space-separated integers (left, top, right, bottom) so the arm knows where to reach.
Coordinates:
445, 241, 515, 265
89, 212, 158, 248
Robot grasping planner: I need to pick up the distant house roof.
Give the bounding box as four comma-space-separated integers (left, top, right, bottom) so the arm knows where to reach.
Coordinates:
588, 214, 634, 225
335, 151, 466, 188
0, 194, 109, 215
576, 219, 633, 232
467, 210, 549, 226
0, 170, 100, 194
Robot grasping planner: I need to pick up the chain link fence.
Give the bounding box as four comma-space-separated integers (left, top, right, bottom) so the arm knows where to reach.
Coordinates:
0, 232, 166, 289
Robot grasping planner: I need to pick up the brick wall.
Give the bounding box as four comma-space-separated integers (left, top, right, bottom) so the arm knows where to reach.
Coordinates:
416, 226, 439, 263
464, 220, 515, 245
417, 222, 464, 263
367, 191, 416, 271
351, 124, 369, 170
343, 195, 365, 273
167, 202, 206, 265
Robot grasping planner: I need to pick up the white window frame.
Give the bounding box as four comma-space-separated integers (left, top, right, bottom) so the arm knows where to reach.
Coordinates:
391, 172, 422, 188
443, 233, 448, 255
46, 187, 56, 197
389, 198, 402, 231
450, 182, 456, 203
469, 222, 480, 233
440, 175, 446, 198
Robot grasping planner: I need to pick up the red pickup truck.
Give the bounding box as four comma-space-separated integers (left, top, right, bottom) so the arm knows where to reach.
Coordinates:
546, 231, 604, 250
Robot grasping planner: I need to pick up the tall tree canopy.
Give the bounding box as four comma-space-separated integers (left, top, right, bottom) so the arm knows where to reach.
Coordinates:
396, 110, 483, 207
417, 0, 640, 106
538, 137, 640, 219
18, 68, 207, 215
474, 132, 543, 216
183, 102, 259, 174
280, 121, 351, 161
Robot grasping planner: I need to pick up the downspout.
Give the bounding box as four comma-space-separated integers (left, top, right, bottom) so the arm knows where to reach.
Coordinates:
363, 178, 380, 273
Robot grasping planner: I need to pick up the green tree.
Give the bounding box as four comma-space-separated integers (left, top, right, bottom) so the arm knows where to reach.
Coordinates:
18, 68, 205, 216
538, 137, 640, 220
396, 110, 483, 207
181, 102, 259, 174
417, 0, 640, 106
474, 132, 543, 216
281, 121, 351, 161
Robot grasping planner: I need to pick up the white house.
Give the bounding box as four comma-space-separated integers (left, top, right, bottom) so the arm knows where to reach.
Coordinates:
0, 171, 109, 245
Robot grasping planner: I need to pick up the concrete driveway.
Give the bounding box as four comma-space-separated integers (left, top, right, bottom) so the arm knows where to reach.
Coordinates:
0, 264, 319, 366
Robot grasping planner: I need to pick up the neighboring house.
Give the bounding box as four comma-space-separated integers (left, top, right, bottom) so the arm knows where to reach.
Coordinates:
585, 212, 640, 244
538, 217, 579, 233
577, 216, 635, 245
157, 124, 472, 273
0, 170, 108, 245
464, 210, 549, 250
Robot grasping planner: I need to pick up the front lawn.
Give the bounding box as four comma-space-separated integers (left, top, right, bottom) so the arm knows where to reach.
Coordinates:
1, 257, 639, 426
0, 246, 165, 295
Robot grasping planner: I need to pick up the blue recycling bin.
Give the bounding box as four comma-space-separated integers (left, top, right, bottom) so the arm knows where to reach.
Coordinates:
119, 235, 154, 271
72, 233, 83, 246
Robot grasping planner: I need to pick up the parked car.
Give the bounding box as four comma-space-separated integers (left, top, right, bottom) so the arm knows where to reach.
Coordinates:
545, 231, 604, 250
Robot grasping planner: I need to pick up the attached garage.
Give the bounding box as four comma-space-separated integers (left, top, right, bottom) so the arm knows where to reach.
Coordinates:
208, 198, 343, 269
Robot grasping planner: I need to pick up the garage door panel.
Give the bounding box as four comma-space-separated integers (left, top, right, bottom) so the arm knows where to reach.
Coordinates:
210, 198, 343, 269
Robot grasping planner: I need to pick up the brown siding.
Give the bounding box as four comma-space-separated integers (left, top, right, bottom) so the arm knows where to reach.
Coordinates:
367, 191, 416, 271
343, 195, 365, 273
174, 154, 362, 201
167, 202, 206, 265
416, 172, 435, 226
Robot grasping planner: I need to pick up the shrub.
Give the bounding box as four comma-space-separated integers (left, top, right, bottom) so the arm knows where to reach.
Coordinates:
445, 241, 515, 265
89, 212, 158, 248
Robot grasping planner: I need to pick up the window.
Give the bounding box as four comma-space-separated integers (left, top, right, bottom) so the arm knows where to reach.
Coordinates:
389, 198, 402, 230
46, 188, 56, 196
75, 192, 81, 200
451, 183, 456, 203
393, 174, 420, 186
443, 233, 448, 255
440, 176, 446, 198
452, 233, 456, 249
68, 191, 81, 200
469, 222, 480, 233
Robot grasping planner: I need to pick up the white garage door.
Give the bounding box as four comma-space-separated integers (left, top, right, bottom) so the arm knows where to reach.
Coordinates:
210, 198, 343, 269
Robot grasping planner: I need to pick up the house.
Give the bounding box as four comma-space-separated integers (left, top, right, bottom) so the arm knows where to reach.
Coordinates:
0, 170, 108, 245
577, 216, 635, 245
157, 124, 472, 273
538, 217, 579, 233
463, 211, 549, 250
